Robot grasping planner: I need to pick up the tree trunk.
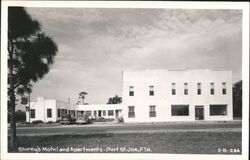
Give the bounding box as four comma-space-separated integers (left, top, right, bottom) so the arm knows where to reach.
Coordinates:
9, 50, 17, 151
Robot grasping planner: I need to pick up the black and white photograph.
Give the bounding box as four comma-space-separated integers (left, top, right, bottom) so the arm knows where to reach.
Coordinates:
1, 1, 249, 160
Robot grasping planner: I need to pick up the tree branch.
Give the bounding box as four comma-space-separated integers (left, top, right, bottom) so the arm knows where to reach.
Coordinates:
14, 82, 21, 89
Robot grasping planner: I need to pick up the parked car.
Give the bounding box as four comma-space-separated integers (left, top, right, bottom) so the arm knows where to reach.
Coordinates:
75, 114, 91, 124
60, 114, 76, 124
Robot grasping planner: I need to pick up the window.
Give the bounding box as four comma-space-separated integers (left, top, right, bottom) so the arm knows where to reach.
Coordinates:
73, 110, 75, 117
222, 82, 226, 95
129, 86, 134, 96
172, 83, 176, 95
210, 83, 214, 95
31, 109, 35, 118
57, 109, 61, 117
184, 83, 188, 95
128, 106, 135, 118
171, 105, 189, 116
149, 105, 156, 117
103, 110, 106, 116
197, 83, 201, 95
47, 108, 52, 118
94, 110, 97, 117
108, 110, 114, 116
85, 110, 92, 117
63, 109, 67, 116
149, 85, 154, 96
61, 109, 65, 116
210, 105, 227, 116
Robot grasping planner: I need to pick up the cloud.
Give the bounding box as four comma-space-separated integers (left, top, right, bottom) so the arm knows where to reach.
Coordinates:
24, 8, 242, 104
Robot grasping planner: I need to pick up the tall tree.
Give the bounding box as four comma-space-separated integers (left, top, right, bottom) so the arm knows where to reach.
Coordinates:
233, 80, 242, 117
77, 91, 88, 105
107, 95, 122, 104
8, 7, 58, 151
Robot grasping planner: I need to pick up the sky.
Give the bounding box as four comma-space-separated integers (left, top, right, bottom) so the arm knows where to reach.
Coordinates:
24, 8, 242, 105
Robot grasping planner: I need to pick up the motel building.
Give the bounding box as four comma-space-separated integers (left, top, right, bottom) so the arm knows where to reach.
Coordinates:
77, 104, 122, 120
25, 97, 122, 123
26, 97, 78, 123
26, 68, 233, 123
122, 69, 233, 122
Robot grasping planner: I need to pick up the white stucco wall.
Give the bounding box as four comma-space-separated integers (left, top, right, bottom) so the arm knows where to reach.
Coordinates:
122, 69, 233, 123
26, 97, 48, 122
26, 97, 77, 123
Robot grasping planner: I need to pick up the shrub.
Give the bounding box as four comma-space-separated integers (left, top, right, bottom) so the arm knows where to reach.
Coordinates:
118, 117, 124, 123
9, 110, 26, 122
20, 121, 30, 125
95, 117, 106, 122
31, 120, 43, 124
15, 111, 26, 122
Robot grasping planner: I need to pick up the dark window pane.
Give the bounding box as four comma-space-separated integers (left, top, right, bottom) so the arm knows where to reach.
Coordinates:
197, 89, 201, 95
222, 89, 226, 95
222, 82, 226, 95
172, 89, 176, 95
149, 112, 156, 117
129, 86, 134, 96
85, 110, 92, 117
108, 110, 114, 116
103, 110, 106, 116
129, 91, 134, 96
47, 109, 52, 118
211, 89, 214, 95
128, 112, 135, 118
57, 109, 61, 117
184, 89, 188, 95
149, 91, 154, 96
31, 109, 35, 118
128, 106, 135, 118
210, 105, 227, 115
171, 105, 189, 116
149, 105, 156, 117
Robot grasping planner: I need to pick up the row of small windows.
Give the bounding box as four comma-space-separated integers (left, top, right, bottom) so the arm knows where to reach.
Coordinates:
57, 109, 76, 118
129, 82, 227, 96
30, 109, 117, 119
128, 104, 227, 118
92, 110, 114, 117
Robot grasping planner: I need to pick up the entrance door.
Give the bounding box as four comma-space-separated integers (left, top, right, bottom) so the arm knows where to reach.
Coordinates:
115, 110, 119, 118
98, 110, 102, 117
195, 106, 204, 120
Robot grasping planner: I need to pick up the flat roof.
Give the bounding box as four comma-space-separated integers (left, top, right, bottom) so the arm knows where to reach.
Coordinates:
123, 67, 232, 72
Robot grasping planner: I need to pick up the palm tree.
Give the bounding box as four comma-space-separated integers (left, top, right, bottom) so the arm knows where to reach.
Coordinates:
78, 91, 88, 105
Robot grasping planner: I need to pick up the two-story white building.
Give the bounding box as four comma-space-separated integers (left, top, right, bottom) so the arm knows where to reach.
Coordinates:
122, 69, 233, 122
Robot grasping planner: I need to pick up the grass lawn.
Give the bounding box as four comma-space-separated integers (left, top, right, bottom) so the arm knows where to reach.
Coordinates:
9, 132, 241, 154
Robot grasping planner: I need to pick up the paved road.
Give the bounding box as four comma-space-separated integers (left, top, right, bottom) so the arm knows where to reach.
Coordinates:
13, 122, 242, 136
